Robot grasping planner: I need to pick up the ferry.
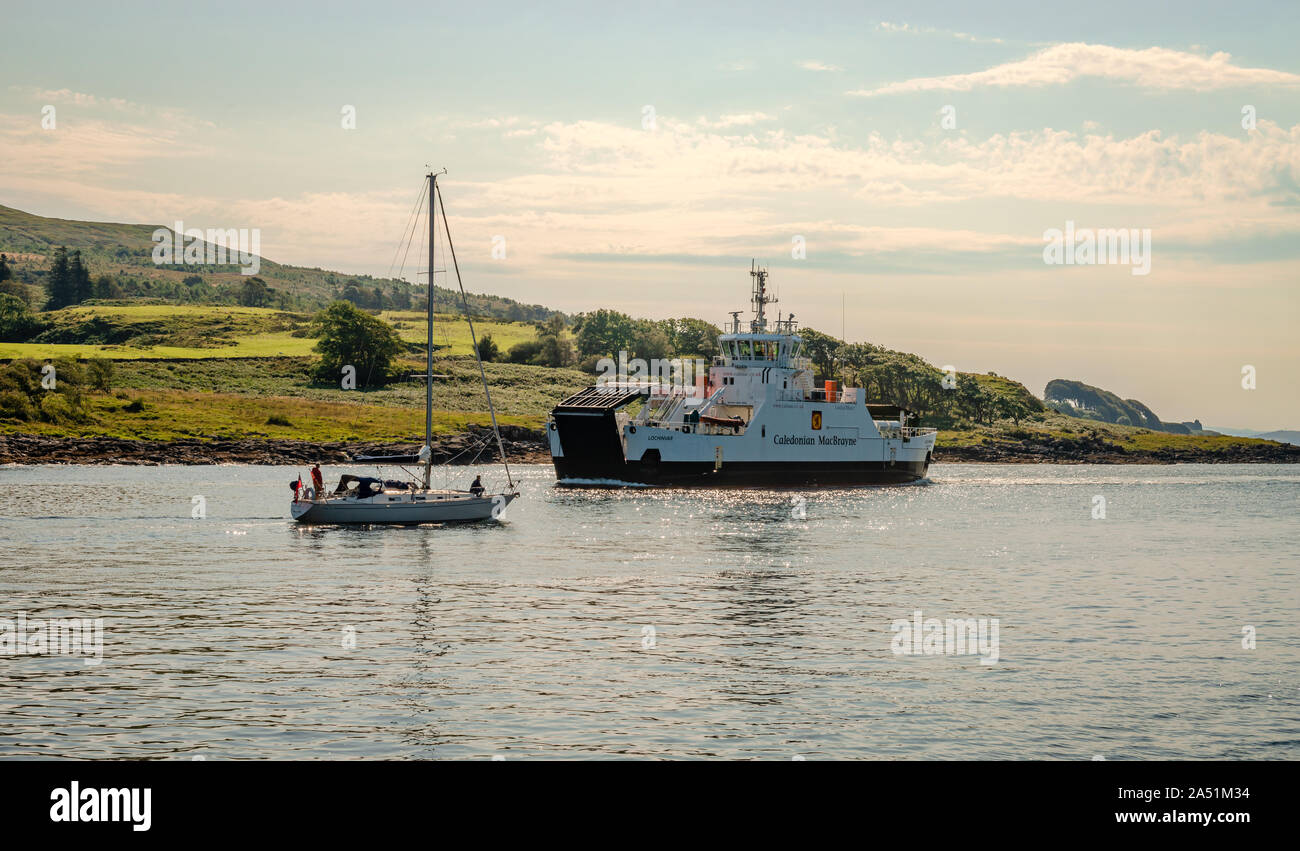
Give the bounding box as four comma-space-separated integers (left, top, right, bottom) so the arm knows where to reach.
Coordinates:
547, 263, 937, 485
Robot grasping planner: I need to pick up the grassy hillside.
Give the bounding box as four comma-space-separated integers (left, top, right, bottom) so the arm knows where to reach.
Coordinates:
0, 354, 588, 440
2, 348, 1289, 460
0, 203, 558, 318
1, 389, 539, 442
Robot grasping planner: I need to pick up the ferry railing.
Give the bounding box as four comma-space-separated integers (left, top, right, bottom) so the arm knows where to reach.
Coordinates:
642, 419, 746, 436
878, 425, 938, 440
801, 388, 859, 404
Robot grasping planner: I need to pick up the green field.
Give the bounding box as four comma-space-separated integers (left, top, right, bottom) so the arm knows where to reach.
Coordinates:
380, 309, 539, 354
106, 356, 591, 418
0, 388, 541, 442
0, 305, 539, 360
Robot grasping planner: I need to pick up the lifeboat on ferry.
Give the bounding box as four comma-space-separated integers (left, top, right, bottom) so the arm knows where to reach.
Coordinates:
698, 414, 744, 432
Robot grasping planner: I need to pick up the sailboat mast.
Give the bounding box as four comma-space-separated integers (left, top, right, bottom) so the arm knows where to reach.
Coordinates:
423, 171, 435, 489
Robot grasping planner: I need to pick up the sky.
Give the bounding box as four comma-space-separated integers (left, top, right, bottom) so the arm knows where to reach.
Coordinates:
2, 0, 1298, 428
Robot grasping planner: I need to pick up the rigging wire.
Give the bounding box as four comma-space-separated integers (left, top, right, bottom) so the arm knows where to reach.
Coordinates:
397, 186, 428, 285
435, 181, 515, 489
388, 177, 427, 281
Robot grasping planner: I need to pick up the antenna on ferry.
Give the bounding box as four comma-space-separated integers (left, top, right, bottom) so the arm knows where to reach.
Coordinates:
749, 259, 776, 332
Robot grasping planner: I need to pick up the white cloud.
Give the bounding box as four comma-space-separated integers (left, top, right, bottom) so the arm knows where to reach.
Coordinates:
798, 60, 842, 72
875, 21, 1005, 45
3, 108, 1297, 277
457, 116, 527, 129
0, 112, 212, 173
848, 42, 1300, 96
696, 112, 776, 129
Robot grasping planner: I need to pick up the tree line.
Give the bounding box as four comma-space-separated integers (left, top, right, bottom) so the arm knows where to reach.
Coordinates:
482, 309, 724, 369
798, 328, 1041, 427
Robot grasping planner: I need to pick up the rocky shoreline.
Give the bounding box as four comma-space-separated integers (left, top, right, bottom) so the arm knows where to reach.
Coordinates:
0, 425, 552, 466
936, 440, 1300, 464
2, 427, 1297, 466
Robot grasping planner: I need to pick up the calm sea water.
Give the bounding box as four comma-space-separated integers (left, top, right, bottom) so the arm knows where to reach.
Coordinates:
0, 463, 1296, 760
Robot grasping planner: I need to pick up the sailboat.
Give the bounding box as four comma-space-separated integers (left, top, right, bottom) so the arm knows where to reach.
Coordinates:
291, 171, 520, 524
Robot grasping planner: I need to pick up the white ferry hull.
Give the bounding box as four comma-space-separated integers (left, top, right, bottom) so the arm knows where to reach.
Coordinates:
553, 455, 929, 486
548, 400, 935, 487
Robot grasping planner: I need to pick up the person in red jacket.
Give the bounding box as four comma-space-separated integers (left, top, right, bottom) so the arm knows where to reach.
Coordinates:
310, 464, 324, 499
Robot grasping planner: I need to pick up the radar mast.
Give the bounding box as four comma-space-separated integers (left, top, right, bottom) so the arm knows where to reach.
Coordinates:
750, 259, 776, 332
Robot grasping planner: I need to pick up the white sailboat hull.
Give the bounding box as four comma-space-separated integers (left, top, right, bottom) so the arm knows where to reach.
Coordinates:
291, 491, 517, 525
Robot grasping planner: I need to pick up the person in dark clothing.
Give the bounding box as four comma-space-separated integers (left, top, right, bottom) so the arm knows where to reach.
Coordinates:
469, 475, 484, 497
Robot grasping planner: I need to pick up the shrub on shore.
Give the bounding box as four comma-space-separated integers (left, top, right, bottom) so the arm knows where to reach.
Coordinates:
0, 357, 100, 424
309, 301, 403, 387
0, 293, 46, 342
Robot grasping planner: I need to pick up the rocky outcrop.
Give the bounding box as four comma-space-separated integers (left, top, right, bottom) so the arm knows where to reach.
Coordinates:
1045, 378, 1188, 433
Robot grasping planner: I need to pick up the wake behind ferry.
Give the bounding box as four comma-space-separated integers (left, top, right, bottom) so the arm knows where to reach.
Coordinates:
547, 263, 937, 486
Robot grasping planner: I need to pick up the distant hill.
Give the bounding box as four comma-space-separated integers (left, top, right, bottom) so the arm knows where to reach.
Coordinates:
0, 203, 559, 320
1044, 378, 1195, 434
1206, 426, 1299, 444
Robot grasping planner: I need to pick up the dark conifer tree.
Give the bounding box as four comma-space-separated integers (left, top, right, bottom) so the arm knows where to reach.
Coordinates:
68, 250, 93, 305
44, 246, 72, 309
